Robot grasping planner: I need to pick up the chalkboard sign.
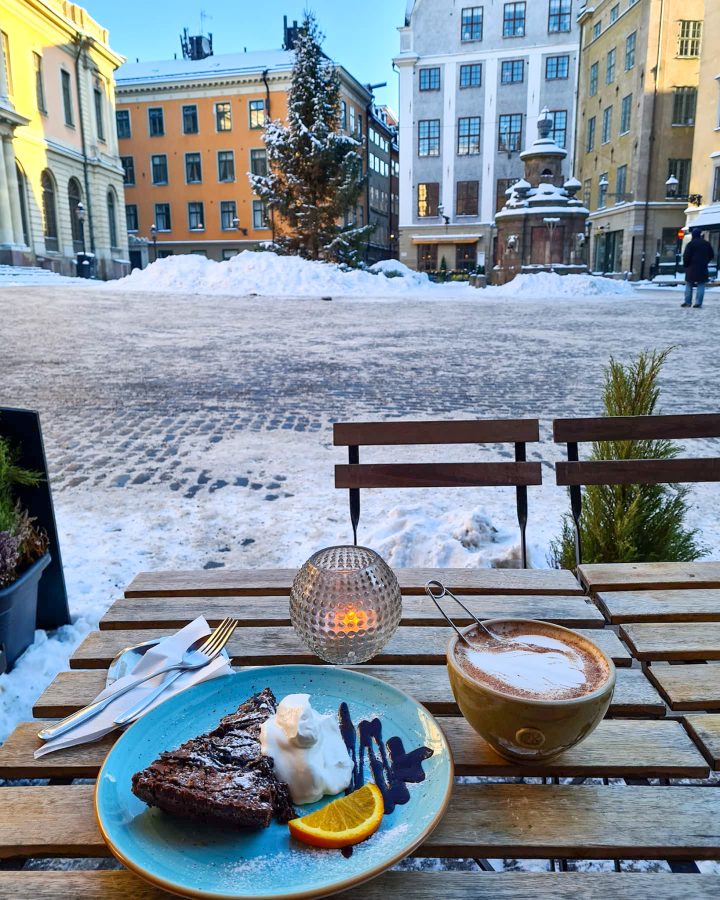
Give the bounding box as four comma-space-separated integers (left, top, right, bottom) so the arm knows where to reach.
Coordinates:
0, 408, 70, 630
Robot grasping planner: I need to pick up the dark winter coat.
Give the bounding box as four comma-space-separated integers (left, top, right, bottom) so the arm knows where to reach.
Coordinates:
683, 235, 715, 284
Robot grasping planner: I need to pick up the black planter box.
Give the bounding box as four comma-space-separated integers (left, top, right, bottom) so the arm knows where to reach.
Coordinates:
0, 552, 51, 674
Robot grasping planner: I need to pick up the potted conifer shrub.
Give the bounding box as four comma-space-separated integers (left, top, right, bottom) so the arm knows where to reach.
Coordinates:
0, 435, 50, 671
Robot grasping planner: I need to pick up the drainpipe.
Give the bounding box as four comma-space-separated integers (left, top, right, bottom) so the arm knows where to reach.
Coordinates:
365, 101, 372, 264
74, 35, 95, 255
640, 0, 664, 280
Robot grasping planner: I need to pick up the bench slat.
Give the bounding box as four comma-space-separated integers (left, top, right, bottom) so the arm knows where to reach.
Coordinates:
101, 594, 604, 631
33, 665, 664, 719
335, 462, 543, 489
5, 870, 720, 900
578, 562, 720, 593
556, 459, 720, 487
596, 589, 720, 623
621, 623, 720, 661
125, 568, 583, 597
2, 719, 704, 781
333, 419, 540, 446
553, 413, 720, 443
683, 714, 720, 768
646, 663, 720, 711
2, 784, 719, 860
69, 626, 631, 669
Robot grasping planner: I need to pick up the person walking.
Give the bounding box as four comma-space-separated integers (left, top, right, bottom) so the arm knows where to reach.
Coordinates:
681, 227, 715, 308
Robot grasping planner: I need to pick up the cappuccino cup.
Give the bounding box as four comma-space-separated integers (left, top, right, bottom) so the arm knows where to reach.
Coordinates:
446, 619, 615, 762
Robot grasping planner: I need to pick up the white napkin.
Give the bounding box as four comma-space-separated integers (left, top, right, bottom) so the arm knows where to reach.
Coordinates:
35, 616, 233, 757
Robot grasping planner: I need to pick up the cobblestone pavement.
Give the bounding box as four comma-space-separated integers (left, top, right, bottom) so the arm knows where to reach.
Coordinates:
2, 285, 718, 497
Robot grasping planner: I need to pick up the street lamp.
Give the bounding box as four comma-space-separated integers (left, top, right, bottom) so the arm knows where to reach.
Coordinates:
665, 174, 679, 199
543, 216, 560, 272
150, 223, 157, 262
75, 201, 86, 254
232, 217, 248, 237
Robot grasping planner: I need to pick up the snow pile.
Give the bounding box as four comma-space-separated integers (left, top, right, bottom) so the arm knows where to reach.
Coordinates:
107, 251, 449, 298
486, 272, 635, 298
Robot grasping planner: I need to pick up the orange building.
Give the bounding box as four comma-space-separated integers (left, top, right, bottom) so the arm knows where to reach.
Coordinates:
115, 49, 376, 266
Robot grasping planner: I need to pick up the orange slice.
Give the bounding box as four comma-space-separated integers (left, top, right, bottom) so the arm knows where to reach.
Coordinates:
288, 783, 384, 849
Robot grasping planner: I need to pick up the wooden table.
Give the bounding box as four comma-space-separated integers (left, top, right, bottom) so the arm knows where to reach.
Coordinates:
2, 565, 720, 898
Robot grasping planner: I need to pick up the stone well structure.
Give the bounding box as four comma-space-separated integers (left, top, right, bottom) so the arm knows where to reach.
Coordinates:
493, 110, 589, 286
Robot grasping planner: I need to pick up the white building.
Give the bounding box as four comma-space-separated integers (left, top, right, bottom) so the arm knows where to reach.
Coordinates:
395, 0, 580, 272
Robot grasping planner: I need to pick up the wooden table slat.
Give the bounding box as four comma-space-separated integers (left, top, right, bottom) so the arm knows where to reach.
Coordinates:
684, 714, 720, 768
32, 665, 665, 719
646, 662, 720, 711
579, 562, 720, 593
125, 568, 583, 598
4, 870, 720, 900
2, 719, 704, 781
3, 784, 720, 860
621, 623, 720, 661
102, 594, 604, 631
69, 626, 632, 669
596, 589, 720, 624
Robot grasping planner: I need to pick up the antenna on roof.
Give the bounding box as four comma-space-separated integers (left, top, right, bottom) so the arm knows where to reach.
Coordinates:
283, 15, 300, 50
180, 24, 213, 60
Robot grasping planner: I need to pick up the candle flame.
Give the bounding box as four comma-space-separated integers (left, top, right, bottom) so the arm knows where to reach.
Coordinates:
332, 605, 377, 634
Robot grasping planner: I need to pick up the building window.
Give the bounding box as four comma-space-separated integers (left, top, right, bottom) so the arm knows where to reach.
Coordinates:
215, 101, 232, 132
220, 200, 237, 230
41, 170, 58, 251
615, 164, 628, 201
68, 178, 83, 252
185, 152, 202, 183
667, 158, 691, 196
340, 100, 347, 130
417, 182, 439, 217
548, 110, 567, 148
116, 109, 130, 138
503, 2, 526, 37
458, 117, 481, 155
459, 63, 482, 87
589, 62, 598, 96
501, 60, 524, 84
461, 6, 483, 41
620, 93, 632, 133
250, 148, 267, 176
677, 20, 702, 58
183, 104, 198, 134
107, 190, 118, 248
602, 106, 612, 143
217, 150, 235, 182
249, 99, 266, 129
586, 116, 596, 152
33, 52, 46, 113
121, 155, 135, 186
592, 21, 601, 40
154, 203, 171, 231
713, 167, 720, 203
94, 85, 105, 141
148, 107, 164, 136
418, 119, 440, 156
252, 199, 268, 229
151, 154, 168, 184
672, 87, 697, 125
545, 55, 569, 79
0, 32, 12, 97
610, 4, 619, 23
188, 201, 205, 230
583, 177, 592, 208
496, 177, 517, 212
417, 244, 438, 271
126, 203, 138, 232
598, 172, 608, 208
548, 0, 571, 33
456, 245, 477, 271
61, 69, 73, 125
606, 48, 616, 83
356, 112, 363, 137
625, 31, 636, 69
457, 180, 479, 215
498, 113, 522, 151
419, 67, 441, 91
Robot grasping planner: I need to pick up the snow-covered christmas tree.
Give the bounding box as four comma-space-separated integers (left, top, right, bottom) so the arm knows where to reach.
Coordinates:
249, 15, 372, 264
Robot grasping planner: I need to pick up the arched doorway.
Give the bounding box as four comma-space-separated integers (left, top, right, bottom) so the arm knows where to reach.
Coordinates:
15, 162, 30, 247
41, 169, 58, 252
68, 177, 84, 253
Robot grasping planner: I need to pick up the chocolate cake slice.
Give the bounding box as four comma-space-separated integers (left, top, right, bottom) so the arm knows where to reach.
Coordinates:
131, 687, 295, 829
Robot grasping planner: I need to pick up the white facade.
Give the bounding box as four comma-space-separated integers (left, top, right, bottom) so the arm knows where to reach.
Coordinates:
396, 0, 580, 271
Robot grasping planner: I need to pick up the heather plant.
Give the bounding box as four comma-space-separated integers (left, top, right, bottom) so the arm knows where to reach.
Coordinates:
0, 435, 48, 587
550, 348, 705, 569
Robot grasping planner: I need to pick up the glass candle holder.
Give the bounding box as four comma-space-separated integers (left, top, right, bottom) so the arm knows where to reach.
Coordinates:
290, 546, 402, 665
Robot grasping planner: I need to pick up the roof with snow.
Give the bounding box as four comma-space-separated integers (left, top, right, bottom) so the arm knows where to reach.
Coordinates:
116, 49, 294, 85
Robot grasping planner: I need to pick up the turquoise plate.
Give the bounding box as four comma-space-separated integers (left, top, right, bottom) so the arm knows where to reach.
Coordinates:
95, 665, 453, 899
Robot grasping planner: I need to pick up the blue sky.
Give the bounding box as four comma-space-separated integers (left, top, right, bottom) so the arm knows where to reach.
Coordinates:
89, 0, 407, 109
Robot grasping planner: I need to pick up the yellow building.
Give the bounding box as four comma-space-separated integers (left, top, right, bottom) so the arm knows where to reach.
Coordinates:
685, 0, 720, 265
0, 0, 128, 278
575, 0, 703, 278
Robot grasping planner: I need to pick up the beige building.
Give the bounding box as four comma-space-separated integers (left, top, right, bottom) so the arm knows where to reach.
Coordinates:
685, 0, 719, 266
0, 0, 129, 278
575, 0, 703, 278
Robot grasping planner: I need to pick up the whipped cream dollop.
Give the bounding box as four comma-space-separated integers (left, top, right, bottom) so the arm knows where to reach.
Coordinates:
259, 693, 353, 804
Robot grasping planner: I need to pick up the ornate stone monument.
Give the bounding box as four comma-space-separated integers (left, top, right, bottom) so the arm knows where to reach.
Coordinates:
493, 109, 589, 285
